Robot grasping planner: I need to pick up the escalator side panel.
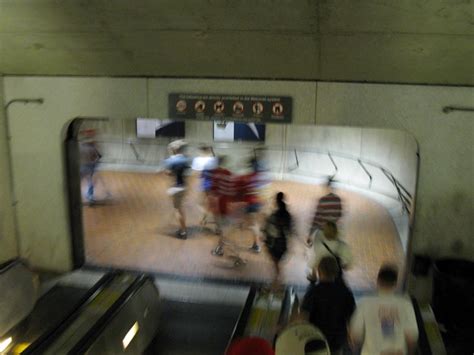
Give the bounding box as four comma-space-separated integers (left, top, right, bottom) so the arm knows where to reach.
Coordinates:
0, 261, 38, 337
21, 271, 117, 354
41, 273, 137, 354
146, 300, 243, 355
85, 279, 160, 354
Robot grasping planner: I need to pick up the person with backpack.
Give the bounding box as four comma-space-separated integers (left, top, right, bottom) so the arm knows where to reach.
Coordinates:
307, 221, 352, 284
301, 256, 356, 354
262, 192, 294, 289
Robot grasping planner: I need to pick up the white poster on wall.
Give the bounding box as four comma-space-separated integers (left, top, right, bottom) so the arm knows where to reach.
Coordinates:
136, 118, 159, 138
213, 121, 235, 142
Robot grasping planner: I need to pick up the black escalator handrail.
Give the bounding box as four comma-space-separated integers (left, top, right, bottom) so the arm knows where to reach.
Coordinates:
22, 271, 118, 355
277, 287, 293, 327
0, 258, 21, 274
226, 286, 258, 348
411, 297, 432, 355
380, 168, 411, 215
69, 274, 152, 354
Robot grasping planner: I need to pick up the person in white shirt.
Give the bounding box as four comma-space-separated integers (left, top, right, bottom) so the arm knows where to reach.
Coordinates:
191, 145, 217, 226
350, 264, 419, 355
307, 221, 352, 283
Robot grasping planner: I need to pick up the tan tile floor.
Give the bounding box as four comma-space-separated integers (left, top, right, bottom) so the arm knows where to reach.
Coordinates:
83, 171, 405, 290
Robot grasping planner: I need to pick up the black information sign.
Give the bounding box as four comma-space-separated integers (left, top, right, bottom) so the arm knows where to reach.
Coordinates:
168, 93, 292, 124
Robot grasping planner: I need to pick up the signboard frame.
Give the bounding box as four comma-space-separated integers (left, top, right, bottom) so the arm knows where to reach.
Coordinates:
168, 93, 292, 124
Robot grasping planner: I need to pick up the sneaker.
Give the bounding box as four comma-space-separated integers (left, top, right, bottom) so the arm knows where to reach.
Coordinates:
211, 245, 224, 256
234, 258, 246, 267
176, 230, 187, 240
249, 243, 261, 253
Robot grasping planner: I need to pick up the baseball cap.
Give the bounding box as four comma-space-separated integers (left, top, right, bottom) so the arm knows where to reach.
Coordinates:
275, 323, 329, 355
226, 337, 274, 355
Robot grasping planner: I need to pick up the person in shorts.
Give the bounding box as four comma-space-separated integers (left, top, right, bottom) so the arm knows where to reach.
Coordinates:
191, 145, 217, 226
164, 140, 190, 239
239, 157, 267, 253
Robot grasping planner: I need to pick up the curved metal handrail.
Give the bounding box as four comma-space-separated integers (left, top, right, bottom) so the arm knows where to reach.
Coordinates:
87, 138, 414, 215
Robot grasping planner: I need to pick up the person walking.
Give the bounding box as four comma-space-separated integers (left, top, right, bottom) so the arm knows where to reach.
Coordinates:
262, 192, 294, 289
307, 221, 352, 284
307, 178, 343, 246
350, 264, 419, 355
164, 140, 190, 239
301, 256, 356, 354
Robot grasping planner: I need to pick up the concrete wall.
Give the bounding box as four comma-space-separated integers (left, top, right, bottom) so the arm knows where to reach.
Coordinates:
2, 77, 473, 272
0, 76, 18, 262
3, 77, 147, 271
85, 116, 417, 201
316, 82, 474, 260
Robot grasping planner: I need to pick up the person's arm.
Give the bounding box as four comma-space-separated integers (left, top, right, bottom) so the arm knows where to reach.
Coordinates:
404, 300, 419, 355
339, 242, 353, 270
349, 302, 365, 351
405, 334, 417, 355
300, 286, 315, 317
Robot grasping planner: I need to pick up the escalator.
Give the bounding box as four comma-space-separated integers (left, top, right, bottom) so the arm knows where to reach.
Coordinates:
0, 261, 160, 354
145, 285, 296, 355
1, 258, 447, 355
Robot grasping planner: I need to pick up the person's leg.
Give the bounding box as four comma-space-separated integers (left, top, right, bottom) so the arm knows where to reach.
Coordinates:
86, 166, 95, 201
270, 257, 280, 290
173, 191, 187, 239
248, 208, 261, 253
211, 216, 225, 256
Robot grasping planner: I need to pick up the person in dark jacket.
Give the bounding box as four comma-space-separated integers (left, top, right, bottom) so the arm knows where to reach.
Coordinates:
301, 256, 356, 354
263, 192, 293, 290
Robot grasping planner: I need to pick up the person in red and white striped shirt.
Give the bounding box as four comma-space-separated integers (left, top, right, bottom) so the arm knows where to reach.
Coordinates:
209, 156, 245, 267
307, 178, 343, 245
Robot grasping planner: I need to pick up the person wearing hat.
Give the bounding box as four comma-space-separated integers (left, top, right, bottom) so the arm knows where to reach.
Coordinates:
300, 256, 356, 354
164, 140, 190, 239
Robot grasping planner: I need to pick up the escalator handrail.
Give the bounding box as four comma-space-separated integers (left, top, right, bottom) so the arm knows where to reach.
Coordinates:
226, 286, 258, 349
68, 274, 152, 354
0, 258, 21, 274
277, 287, 293, 327
22, 271, 119, 354
411, 297, 432, 355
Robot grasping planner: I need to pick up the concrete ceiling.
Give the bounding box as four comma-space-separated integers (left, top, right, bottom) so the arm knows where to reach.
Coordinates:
0, 0, 473, 85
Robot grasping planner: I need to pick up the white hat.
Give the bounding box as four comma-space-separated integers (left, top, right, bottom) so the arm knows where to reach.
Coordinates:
168, 139, 187, 152
275, 322, 330, 355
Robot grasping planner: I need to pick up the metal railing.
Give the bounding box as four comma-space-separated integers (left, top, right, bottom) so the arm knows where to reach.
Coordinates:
85, 138, 414, 215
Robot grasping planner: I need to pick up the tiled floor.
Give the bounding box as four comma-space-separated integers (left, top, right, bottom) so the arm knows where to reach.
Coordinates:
83, 171, 405, 290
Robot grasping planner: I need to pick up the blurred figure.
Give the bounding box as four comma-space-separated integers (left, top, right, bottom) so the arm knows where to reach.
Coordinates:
262, 192, 294, 289
191, 145, 217, 226
307, 178, 343, 246
79, 129, 102, 203
239, 156, 269, 253
301, 256, 356, 354
307, 221, 352, 284
210, 156, 244, 265
350, 264, 418, 355
226, 337, 274, 355
164, 140, 190, 239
